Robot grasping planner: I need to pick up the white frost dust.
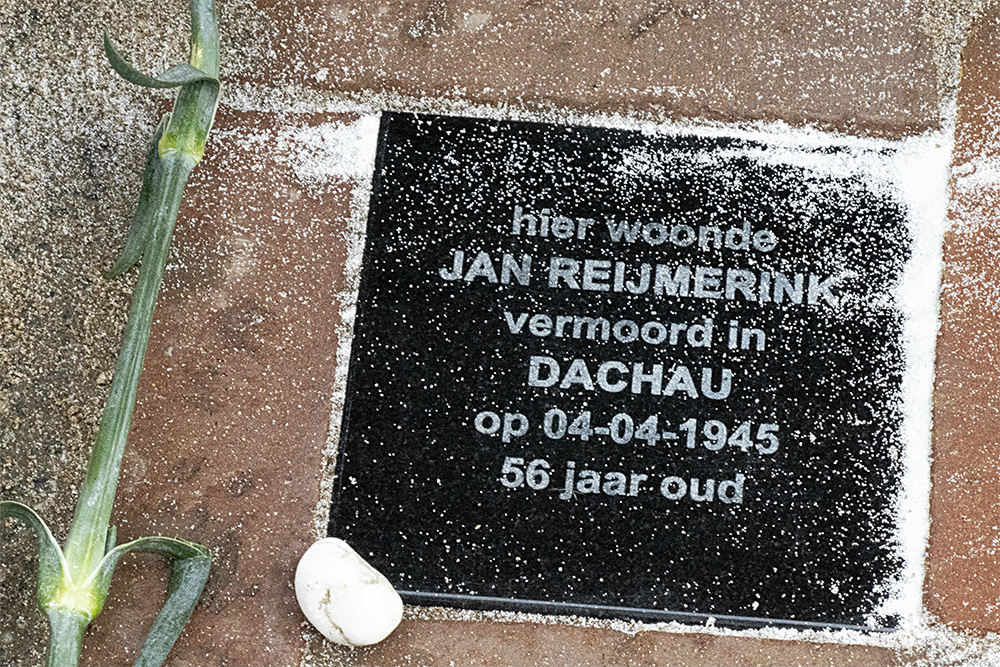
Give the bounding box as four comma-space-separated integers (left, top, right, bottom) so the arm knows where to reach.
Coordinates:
953, 154, 1000, 190
273, 115, 380, 187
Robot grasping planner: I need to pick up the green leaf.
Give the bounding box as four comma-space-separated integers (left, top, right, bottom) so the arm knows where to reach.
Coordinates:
107, 115, 169, 279
0, 501, 69, 606
2, 502, 103, 632
104, 32, 216, 89
87, 536, 211, 667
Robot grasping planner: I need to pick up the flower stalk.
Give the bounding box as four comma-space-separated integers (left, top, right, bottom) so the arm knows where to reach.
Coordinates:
1, 2, 221, 665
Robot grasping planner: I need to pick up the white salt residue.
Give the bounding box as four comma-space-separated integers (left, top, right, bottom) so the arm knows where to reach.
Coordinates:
604, 125, 951, 633
404, 604, 1000, 667
220, 80, 936, 155
228, 114, 385, 541
603, 124, 950, 633
404, 603, 867, 641
952, 154, 1000, 189
880, 133, 952, 629
936, 115, 1000, 315
217, 113, 380, 542
272, 115, 380, 188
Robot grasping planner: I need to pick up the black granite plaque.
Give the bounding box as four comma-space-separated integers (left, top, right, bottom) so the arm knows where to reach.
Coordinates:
328, 112, 912, 631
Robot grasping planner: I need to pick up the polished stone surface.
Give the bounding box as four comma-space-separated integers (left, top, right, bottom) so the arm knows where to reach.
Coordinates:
332, 112, 911, 630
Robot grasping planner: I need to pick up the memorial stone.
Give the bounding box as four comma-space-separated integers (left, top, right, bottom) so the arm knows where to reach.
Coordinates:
329, 112, 914, 631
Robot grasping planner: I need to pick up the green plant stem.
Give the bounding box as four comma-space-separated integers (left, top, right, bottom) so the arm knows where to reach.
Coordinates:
46, 609, 89, 667
62, 157, 194, 581
3, 3, 221, 664
61, 0, 218, 582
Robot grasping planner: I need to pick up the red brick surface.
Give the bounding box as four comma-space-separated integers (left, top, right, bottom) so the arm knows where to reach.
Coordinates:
82, 109, 358, 666
926, 3, 1000, 635
311, 617, 909, 666
237, 0, 943, 137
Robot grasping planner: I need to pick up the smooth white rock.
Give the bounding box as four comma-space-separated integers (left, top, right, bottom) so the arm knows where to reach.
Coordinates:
294, 538, 403, 646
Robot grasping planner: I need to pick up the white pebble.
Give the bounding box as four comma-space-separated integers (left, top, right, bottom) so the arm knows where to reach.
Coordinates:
294, 538, 403, 646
